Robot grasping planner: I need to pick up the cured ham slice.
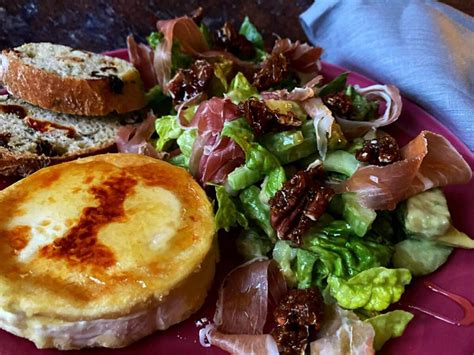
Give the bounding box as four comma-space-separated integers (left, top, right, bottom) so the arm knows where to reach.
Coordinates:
202, 259, 287, 355
188, 98, 245, 184
310, 305, 375, 355
335, 84, 402, 139
116, 113, 164, 159
301, 97, 335, 159
155, 17, 209, 91
272, 38, 323, 74
343, 130, 472, 210
126, 35, 157, 90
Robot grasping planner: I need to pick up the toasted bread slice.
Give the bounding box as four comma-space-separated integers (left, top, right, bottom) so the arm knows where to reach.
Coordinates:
0, 96, 142, 177
0, 153, 216, 349
0, 43, 146, 116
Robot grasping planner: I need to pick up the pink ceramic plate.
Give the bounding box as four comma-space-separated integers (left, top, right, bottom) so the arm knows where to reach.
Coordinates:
1, 50, 472, 355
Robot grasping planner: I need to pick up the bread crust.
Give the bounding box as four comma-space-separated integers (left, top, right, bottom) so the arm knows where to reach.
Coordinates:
1, 49, 146, 116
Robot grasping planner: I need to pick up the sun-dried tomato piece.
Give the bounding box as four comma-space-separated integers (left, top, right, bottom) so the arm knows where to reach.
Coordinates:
253, 53, 289, 90
167, 59, 214, 104
323, 92, 353, 119
239, 98, 301, 136
214, 22, 255, 60
272, 288, 325, 354
270, 166, 334, 245
356, 135, 401, 166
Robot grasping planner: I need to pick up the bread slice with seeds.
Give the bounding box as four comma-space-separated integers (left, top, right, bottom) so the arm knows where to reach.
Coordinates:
0, 95, 142, 177
0, 42, 146, 116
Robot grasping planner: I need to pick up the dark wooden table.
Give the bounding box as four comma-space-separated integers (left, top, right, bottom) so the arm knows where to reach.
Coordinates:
0, 0, 472, 52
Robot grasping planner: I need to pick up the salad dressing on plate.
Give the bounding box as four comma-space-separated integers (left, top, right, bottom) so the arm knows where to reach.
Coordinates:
408, 281, 474, 326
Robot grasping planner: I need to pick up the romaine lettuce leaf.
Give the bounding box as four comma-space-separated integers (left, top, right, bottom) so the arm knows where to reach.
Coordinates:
273, 240, 297, 287
259, 167, 286, 204
146, 31, 163, 50
319, 73, 349, 97
239, 185, 275, 239
215, 186, 248, 232
296, 248, 318, 289
236, 228, 272, 261
155, 115, 182, 151
303, 232, 393, 286
176, 128, 197, 162
341, 193, 377, 237
366, 310, 414, 350
344, 86, 379, 121
239, 16, 267, 62
221, 118, 254, 153
263, 121, 317, 165
260, 130, 305, 152
239, 16, 264, 50
327, 267, 412, 311
226, 72, 259, 103
324, 150, 359, 177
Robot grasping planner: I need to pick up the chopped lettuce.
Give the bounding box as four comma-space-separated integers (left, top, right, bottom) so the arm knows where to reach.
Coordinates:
226, 72, 259, 103
273, 240, 297, 287
239, 16, 267, 62
215, 186, 248, 232
263, 121, 317, 165
221, 118, 254, 153
323, 150, 359, 177
239, 16, 264, 49
327, 267, 412, 311
344, 86, 379, 121
146, 31, 163, 50
236, 228, 272, 261
296, 249, 318, 289
155, 115, 182, 151
239, 185, 275, 239
227, 143, 281, 192
260, 130, 305, 153
341, 193, 377, 237
211, 58, 233, 93
366, 310, 414, 351
303, 232, 393, 286
393, 238, 452, 276
259, 167, 286, 204
176, 129, 197, 162
318, 73, 348, 97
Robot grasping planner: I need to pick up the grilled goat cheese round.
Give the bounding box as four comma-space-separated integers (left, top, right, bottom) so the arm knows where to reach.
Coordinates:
0, 153, 217, 349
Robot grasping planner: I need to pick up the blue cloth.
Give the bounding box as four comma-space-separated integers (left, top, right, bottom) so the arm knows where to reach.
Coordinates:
300, 0, 474, 150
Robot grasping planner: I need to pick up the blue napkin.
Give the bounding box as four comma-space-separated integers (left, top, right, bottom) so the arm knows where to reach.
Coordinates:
300, 0, 474, 150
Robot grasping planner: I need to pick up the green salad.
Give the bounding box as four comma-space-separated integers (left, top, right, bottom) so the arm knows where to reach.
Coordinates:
125, 11, 473, 354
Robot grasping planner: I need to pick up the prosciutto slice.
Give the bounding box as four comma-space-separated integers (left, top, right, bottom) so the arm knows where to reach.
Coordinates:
155, 16, 209, 91
202, 259, 287, 355
187, 97, 245, 184
301, 97, 335, 159
342, 130, 472, 210
335, 84, 402, 139
116, 113, 164, 159
272, 38, 323, 75
126, 35, 157, 90
310, 305, 375, 355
